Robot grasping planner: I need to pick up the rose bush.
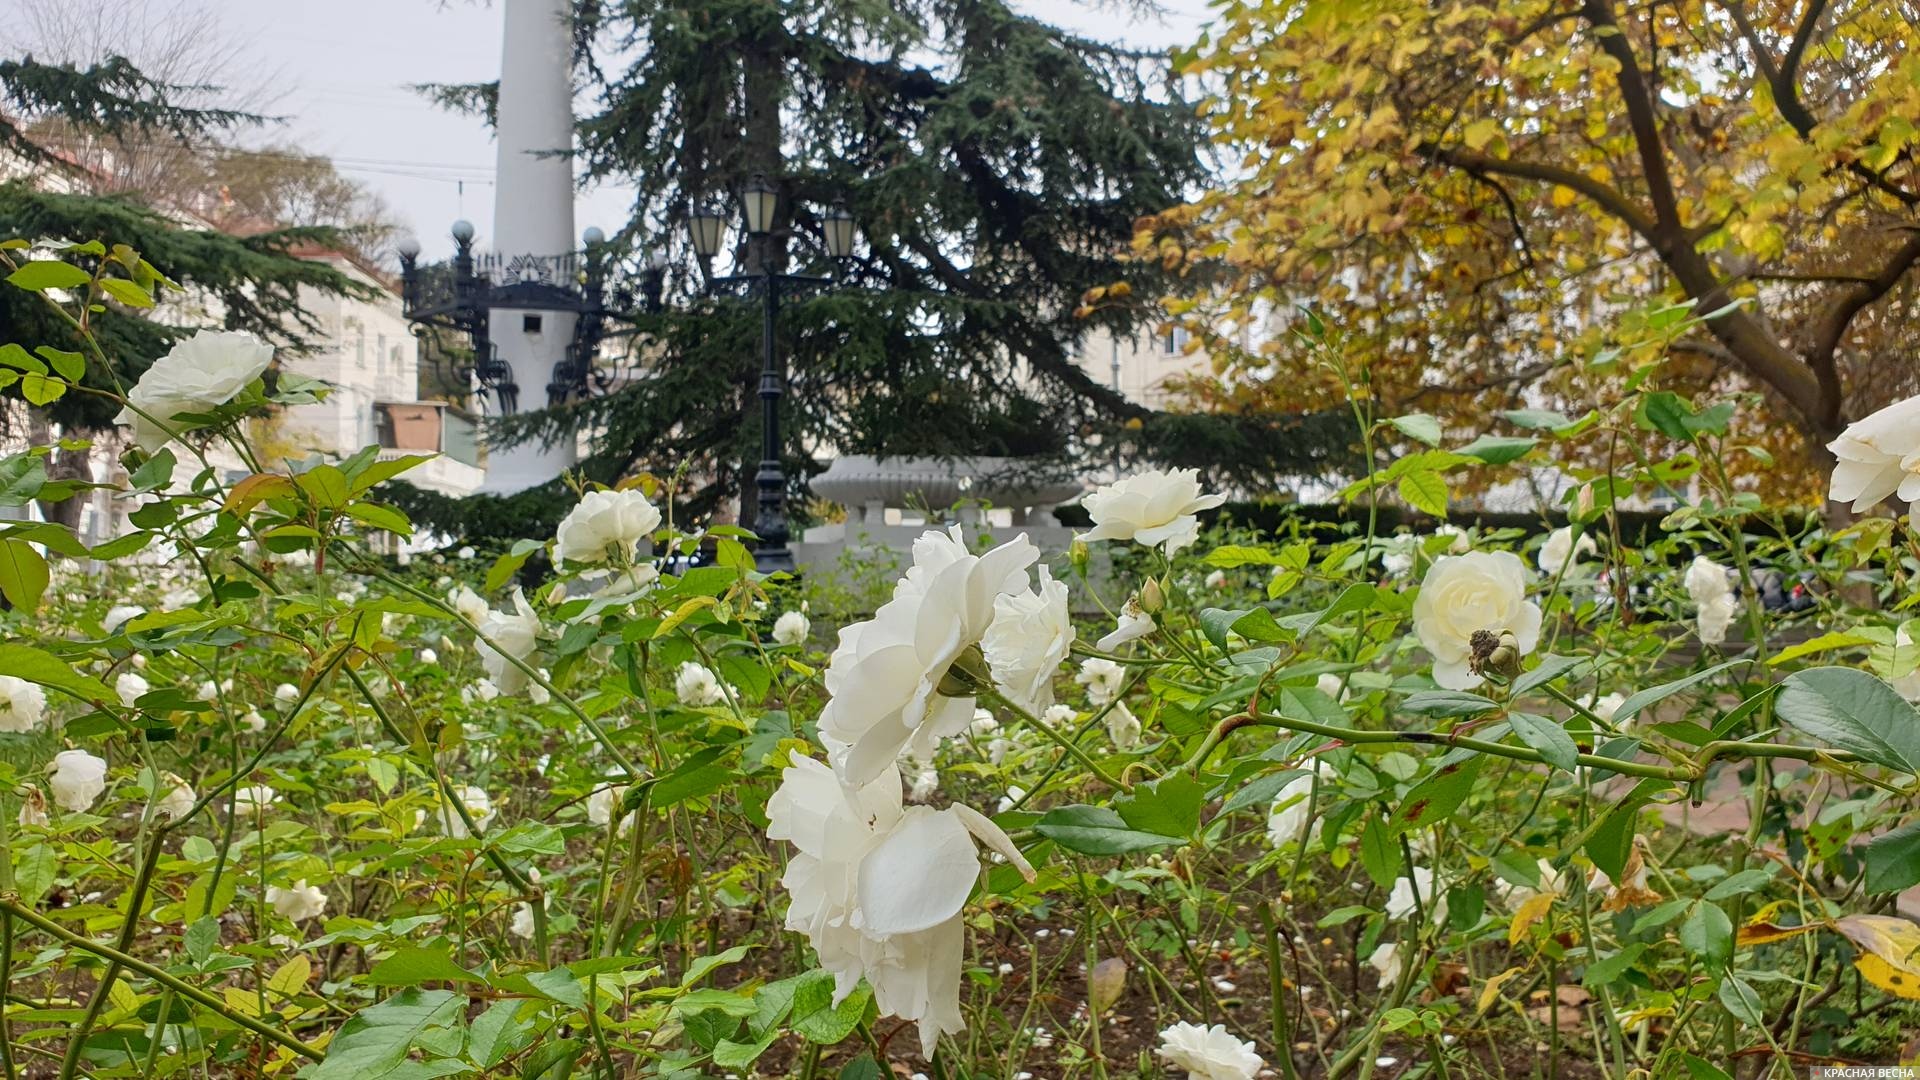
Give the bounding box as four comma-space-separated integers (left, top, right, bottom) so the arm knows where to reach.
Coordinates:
1, 241, 1919, 1080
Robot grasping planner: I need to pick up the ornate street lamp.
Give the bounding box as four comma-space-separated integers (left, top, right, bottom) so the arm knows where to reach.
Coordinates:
689, 179, 859, 572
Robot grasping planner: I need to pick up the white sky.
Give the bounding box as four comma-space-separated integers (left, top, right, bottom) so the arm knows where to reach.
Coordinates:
199, 0, 1213, 261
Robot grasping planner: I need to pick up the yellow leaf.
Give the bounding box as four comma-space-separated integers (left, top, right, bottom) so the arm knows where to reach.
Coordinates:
267, 955, 311, 1006
654, 595, 718, 639
223, 986, 262, 1018
1551, 185, 1577, 208
1462, 118, 1500, 152
1835, 915, 1920, 998
1510, 891, 1556, 945
1477, 966, 1525, 1014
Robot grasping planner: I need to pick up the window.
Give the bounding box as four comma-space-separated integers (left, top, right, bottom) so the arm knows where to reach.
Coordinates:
523, 314, 543, 333
1162, 327, 1189, 356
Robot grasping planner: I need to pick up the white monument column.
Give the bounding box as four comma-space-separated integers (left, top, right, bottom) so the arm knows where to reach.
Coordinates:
482, 0, 580, 493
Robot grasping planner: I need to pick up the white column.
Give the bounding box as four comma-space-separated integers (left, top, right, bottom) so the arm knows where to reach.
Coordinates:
482, 0, 579, 494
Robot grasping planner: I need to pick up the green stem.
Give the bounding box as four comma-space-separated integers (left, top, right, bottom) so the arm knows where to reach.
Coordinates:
1, 899, 323, 1063
1258, 902, 1301, 1080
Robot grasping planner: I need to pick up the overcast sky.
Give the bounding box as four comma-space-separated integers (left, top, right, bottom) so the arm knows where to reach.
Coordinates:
182, 0, 1213, 261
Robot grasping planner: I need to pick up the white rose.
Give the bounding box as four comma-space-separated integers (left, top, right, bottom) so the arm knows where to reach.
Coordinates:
437, 784, 496, 838
818, 526, 1039, 786
156, 774, 195, 820
1105, 700, 1141, 749
1077, 468, 1225, 556
103, 605, 143, 634
47, 749, 109, 812
1685, 556, 1737, 646
1367, 942, 1405, 989
1537, 526, 1597, 574
274, 682, 299, 706
1498, 857, 1565, 910
1041, 704, 1077, 729
1204, 569, 1227, 590
1590, 691, 1628, 725
0, 675, 48, 733
772, 610, 811, 647
1316, 672, 1348, 702
1411, 551, 1543, 690
463, 678, 500, 704
1892, 630, 1920, 703
476, 588, 541, 693
1826, 394, 1920, 514
457, 546, 475, 560
587, 784, 633, 832
674, 662, 727, 707
1267, 759, 1336, 849
1075, 657, 1126, 706
17, 786, 50, 828
981, 565, 1074, 714
510, 905, 538, 940
241, 709, 267, 733
1387, 865, 1446, 924
419, 647, 438, 665
529, 670, 552, 706
266, 879, 328, 922
1094, 596, 1155, 652
113, 330, 275, 451
115, 671, 150, 708
1156, 1021, 1264, 1080
766, 753, 1033, 1058
233, 783, 276, 814
554, 488, 663, 564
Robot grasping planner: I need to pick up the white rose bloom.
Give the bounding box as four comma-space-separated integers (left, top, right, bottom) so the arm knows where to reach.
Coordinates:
510, 905, 538, 940
1411, 551, 1543, 690
457, 546, 476, 560
113, 330, 274, 451
968, 708, 1000, 738
233, 784, 276, 815
1434, 524, 1471, 554
1155, 1021, 1264, 1080
418, 647, 438, 665
1105, 701, 1141, 749
1826, 394, 1920, 514
529, 670, 552, 706
396, 550, 412, 566
1387, 865, 1447, 924
103, 605, 143, 634
1367, 942, 1405, 989
1892, 630, 1920, 703
1075, 657, 1126, 706
1537, 527, 1597, 574
773, 610, 812, 647
437, 785, 497, 838
0, 675, 49, 732
1204, 569, 1227, 590
47, 749, 109, 812
17, 787, 50, 828
1077, 468, 1226, 556
196, 679, 219, 702
905, 755, 941, 802
1267, 760, 1337, 849
274, 683, 299, 706
1041, 704, 1077, 729
448, 585, 491, 626
1094, 596, 1155, 653
463, 678, 500, 704
1316, 672, 1348, 702
554, 488, 663, 564
1590, 692, 1628, 725
1685, 556, 1739, 646
674, 662, 727, 707
818, 526, 1039, 786
476, 588, 541, 693
1498, 858, 1566, 909
587, 784, 633, 833
266, 880, 328, 922
156, 774, 195, 820
115, 671, 150, 708
766, 753, 1034, 1058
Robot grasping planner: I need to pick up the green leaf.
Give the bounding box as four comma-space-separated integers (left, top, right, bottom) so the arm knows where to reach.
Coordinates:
0, 643, 114, 704
1114, 774, 1204, 839
184, 916, 220, 966
1636, 391, 1698, 442
296, 465, 351, 509
1203, 545, 1285, 568
1582, 943, 1644, 988
1507, 712, 1579, 773
1388, 756, 1485, 834
298, 989, 466, 1080
1220, 768, 1308, 815
680, 944, 751, 988
1717, 976, 1764, 1027
1033, 805, 1182, 855
1679, 901, 1732, 966
1610, 660, 1751, 728
345, 503, 413, 537
6, 260, 91, 291
483, 547, 534, 593
14, 844, 56, 903
350, 454, 434, 494
1389, 413, 1443, 446
98, 277, 154, 308
1456, 435, 1536, 465
0, 537, 49, 610
466, 1000, 535, 1068
1502, 408, 1574, 431
1682, 1054, 1735, 1080
1397, 468, 1449, 517
129, 448, 177, 492
1703, 868, 1774, 901
651, 746, 731, 807
19, 373, 64, 405
1776, 667, 1920, 774
0, 455, 47, 506
1401, 691, 1500, 717
1358, 811, 1402, 890
365, 945, 482, 987
1863, 818, 1920, 894
789, 971, 870, 1044
1583, 779, 1669, 882
1510, 654, 1589, 697
1197, 607, 1251, 651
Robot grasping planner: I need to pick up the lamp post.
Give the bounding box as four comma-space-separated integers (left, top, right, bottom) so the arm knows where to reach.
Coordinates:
690, 174, 857, 573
